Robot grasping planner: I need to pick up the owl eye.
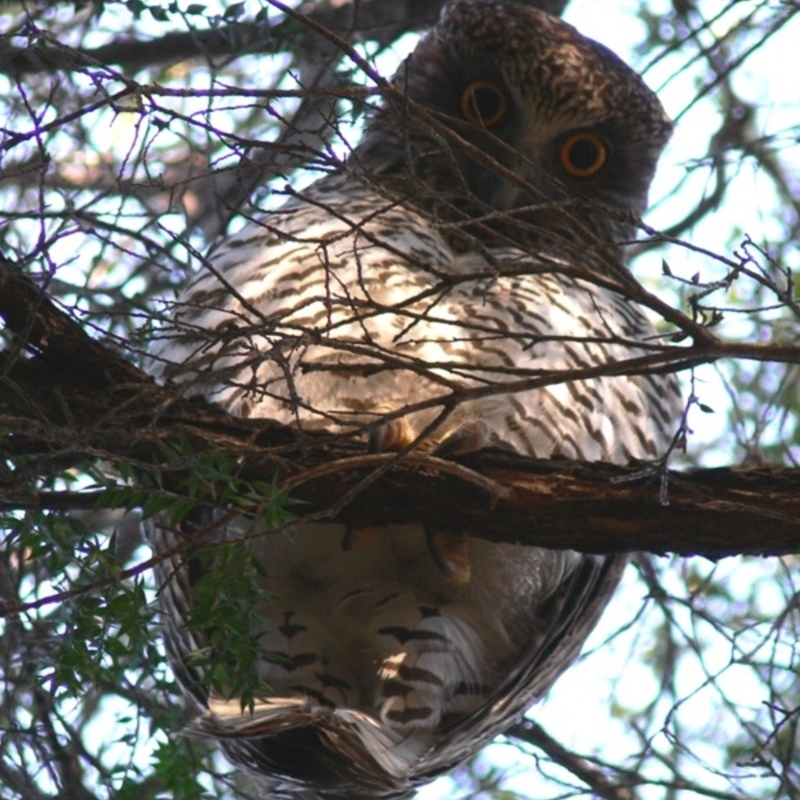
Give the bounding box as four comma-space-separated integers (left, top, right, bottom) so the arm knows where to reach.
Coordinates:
460, 80, 508, 127
559, 132, 608, 178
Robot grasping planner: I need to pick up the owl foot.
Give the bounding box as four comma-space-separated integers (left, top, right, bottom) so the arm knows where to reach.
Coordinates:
341, 525, 377, 551
433, 419, 493, 457
341, 527, 471, 584
369, 417, 416, 453
426, 530, 471, 585
367, 418, 475, 583
423, 422, 494, 584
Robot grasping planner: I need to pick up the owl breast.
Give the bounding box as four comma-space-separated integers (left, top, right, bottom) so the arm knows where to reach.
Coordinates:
151, 174, 679, 463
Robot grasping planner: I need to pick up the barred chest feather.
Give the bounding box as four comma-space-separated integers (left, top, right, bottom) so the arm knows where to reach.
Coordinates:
150, 172, 680, 463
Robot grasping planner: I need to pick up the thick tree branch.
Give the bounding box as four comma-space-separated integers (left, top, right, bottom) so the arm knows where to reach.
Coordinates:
1, 264, 799, 560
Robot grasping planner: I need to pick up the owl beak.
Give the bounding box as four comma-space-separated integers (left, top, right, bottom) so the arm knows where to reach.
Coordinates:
486, 164, 544, 212
487, 178, 522, 211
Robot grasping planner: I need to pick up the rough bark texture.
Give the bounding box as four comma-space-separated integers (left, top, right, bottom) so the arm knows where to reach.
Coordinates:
2, 263, 798, 561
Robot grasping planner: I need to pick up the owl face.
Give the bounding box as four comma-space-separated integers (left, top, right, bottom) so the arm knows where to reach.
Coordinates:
358, 0, 673, 247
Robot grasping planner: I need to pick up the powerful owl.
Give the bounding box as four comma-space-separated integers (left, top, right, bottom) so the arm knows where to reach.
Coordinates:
146, 1, 682, 797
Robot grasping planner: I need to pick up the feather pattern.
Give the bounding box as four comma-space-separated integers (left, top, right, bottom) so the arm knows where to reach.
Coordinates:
146, 2, 682, 797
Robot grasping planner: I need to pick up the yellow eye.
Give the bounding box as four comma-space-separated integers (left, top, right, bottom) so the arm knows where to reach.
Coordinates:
559, 132, 608, 178
459, 80, 508, 127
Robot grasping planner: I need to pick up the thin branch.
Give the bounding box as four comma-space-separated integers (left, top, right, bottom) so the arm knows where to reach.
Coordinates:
507, 720, 638, 800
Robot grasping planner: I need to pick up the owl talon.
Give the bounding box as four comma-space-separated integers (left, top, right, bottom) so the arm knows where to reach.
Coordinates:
342, 526, 378, 551
369, 417, 416, 453
433, 420, 493, 458
426, 529, 471, 585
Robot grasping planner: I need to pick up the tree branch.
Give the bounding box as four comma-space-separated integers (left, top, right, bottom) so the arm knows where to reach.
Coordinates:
0, 2, 435, 77
2, 264, 799, 560
507, 721, 638, 800
1, 0, 571, 77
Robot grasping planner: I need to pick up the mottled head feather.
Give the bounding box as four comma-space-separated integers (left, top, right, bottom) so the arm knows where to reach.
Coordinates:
357, 0, 672, 249
437, 1, 671, 140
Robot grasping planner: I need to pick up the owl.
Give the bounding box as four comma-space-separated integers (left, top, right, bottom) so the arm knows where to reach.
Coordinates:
146, 1, 681, 798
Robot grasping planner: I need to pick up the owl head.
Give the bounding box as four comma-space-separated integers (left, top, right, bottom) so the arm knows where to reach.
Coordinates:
355, 0, 673, 251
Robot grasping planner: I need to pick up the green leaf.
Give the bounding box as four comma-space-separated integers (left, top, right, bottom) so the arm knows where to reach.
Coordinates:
169, 497, 197, 525
125, 0, 146, 18
223, 1, 245, 20
140, 493, 176, 519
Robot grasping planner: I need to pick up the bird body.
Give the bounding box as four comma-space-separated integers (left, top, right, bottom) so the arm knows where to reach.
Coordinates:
152, 174, 676, 461
146, 2, 682, 797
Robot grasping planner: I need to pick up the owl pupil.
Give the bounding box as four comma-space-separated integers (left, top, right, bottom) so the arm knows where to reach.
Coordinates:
470, 87, 501, 121
569, 139, 599, 169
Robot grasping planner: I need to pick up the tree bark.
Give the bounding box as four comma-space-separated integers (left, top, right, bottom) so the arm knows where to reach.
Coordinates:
1, 263, 798, 560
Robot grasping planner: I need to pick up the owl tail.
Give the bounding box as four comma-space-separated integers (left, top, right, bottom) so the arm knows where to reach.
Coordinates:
188, 697, 428, 799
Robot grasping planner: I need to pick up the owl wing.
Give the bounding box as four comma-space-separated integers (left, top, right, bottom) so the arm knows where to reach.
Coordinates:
417, 553, 626, 782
